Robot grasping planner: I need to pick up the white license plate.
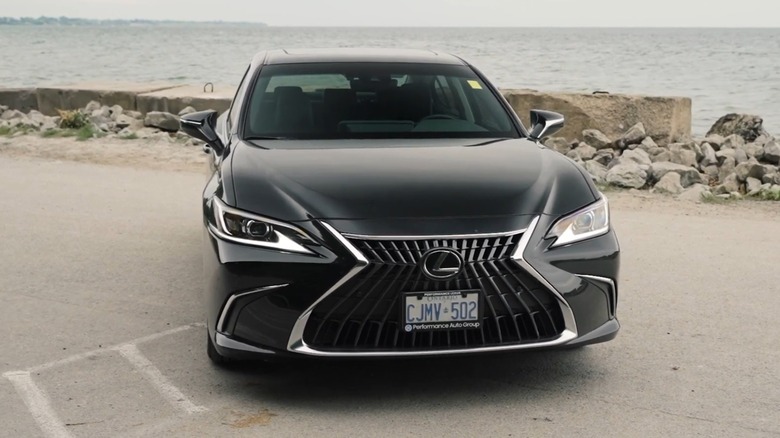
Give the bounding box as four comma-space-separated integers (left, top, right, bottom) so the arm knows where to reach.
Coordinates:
402, 291, 481, 332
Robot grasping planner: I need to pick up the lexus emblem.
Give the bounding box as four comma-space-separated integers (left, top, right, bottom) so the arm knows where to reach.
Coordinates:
420, 248, 463, 281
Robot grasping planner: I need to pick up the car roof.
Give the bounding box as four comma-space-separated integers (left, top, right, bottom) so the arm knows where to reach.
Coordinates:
255, 48, 468, 66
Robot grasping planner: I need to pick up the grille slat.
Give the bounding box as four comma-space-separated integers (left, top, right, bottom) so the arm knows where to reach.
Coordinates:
304, 233, 565, 352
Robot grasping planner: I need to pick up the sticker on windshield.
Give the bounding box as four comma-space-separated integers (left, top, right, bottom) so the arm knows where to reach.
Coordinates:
467, 80, 483, 90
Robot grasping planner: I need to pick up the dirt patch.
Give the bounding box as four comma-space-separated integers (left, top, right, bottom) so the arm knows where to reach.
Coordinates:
224, 409, 277, 428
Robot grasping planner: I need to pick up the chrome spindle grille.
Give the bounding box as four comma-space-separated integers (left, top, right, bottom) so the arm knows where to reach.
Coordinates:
303, 234, 565, 352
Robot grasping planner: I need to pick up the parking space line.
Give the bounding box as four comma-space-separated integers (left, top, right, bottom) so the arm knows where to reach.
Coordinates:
3, 371, 74, 438
116, 344, 207, 415
27, 323, 204, 374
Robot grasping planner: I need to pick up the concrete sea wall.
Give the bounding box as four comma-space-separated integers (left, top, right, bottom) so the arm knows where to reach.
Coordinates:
0, 82, 691, 144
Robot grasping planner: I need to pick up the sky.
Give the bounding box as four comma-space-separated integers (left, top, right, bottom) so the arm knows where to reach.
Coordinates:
3, 0, 780, 27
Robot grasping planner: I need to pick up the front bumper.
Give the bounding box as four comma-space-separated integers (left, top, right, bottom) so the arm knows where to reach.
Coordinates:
204, 215, 620, 359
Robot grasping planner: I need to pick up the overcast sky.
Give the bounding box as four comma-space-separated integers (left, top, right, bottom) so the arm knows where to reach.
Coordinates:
4, 0, 780, 27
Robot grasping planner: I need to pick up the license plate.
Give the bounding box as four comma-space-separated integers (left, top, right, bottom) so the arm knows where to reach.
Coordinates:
402, 290, 481, 333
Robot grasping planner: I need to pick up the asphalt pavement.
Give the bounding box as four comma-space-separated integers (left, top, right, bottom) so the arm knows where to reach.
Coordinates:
1, 155, 778, 437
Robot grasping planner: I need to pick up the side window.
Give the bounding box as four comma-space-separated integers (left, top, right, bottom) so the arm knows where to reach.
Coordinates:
228, 65, 252, 132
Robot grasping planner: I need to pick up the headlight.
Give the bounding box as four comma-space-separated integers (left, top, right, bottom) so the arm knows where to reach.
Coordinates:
208, 197, 317, 255
546, 197, 610, 248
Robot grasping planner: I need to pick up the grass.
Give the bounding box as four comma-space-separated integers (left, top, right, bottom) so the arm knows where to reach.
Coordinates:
0, 125, 37, 137
119, 132, 139, 140
75, 125, 102, 141
758, 189, 780, 201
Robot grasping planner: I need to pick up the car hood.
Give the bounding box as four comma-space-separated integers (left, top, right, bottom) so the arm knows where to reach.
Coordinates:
229, 138, 596, 231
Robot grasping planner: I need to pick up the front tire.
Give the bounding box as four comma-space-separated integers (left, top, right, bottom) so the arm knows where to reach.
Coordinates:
207, 331, 233, 366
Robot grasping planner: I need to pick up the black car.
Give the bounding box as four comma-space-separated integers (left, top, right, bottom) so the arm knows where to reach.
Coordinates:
180, 48, 620, 365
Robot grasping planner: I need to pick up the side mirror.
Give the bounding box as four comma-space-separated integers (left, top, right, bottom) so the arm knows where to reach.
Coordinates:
180, 110, 225, 155
528, 109, 565, 141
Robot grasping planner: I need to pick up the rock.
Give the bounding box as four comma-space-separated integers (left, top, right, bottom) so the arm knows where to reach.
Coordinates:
744, 143, 764, 160
649, 161, 704, 187
1, 109, 26, 120
114, 114, 137, 130
125, 110, 144, 120
178, 106, 197, 116
133, 127, 159, 139
753, 134, 773, 147
618, 148, 652, 166
606, 162, 647, 188
746, 177, 763, 196
651, 150, 672, 163
677, 183, 711, 203
761, 166, 779, 185
616, 122, 646, 149
592, 149, 615, 166
721, 134, 745, 150
718, 157, 736, 183
701, 165, 718, 183
669, 144, 697, 167
583, 160, 608, 184
703, 134, 725, 150
734, 148, 749, 165
716, 148, 735, 164
763, 140, 780, 164
544, 137, 572, 155
654, 172, 684, 195
714, 173, 741, 195
143, 111, 180, 132
700, 142, 718, 167
706, 113, 769, 142
109, 105, 124, 118
583, 129, 613, 150
680, 141, 703, 162
149, 131, 173, 143
636, 136, 658, 152
84, 100, 101, 113
571, 142, 597, 161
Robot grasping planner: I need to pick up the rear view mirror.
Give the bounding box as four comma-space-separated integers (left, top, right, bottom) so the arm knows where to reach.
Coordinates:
528, 110, 565, 141
180, 110, 225, 154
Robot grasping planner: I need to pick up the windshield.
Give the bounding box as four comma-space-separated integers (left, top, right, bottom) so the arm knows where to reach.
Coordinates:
242, 63, 519, 140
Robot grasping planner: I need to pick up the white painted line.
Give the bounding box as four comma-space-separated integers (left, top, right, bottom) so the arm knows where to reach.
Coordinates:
3, 371, 74, 438
116, 344, 207, 415
27, 323, 205, 373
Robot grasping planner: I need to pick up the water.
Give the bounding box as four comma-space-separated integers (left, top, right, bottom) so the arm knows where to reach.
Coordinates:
1, 25, 779, 135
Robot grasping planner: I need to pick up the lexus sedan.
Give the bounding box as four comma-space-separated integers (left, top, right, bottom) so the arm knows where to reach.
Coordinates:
180, 48, 620, 365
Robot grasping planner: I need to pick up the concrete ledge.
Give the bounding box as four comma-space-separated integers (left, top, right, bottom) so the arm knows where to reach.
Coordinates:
0, 88, 38, 112
136, 85, 234, 115
503, 89, 692, 145
35, 82, 179, 116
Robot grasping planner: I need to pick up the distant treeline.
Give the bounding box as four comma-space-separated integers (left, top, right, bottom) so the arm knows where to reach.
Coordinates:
0, 16, 266, 26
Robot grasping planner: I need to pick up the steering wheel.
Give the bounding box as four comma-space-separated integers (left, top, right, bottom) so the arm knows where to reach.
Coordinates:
420, 114, 458, 121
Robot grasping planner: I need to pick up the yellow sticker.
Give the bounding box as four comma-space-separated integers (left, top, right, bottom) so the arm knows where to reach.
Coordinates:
467, 80, 483, 90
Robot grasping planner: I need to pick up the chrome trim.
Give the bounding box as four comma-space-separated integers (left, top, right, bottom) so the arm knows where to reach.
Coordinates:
180, 118, 203, 126
286, 222, 369, 352
342, 228, 527, 241
576, 274, 617, 318
512, 216, 578, 335
287, 218, 579, 357
215, 333, 276, 355
547, 197, 610, 248
216, 284, 289, 333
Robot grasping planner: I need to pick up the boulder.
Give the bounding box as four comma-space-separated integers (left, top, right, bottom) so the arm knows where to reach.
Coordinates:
583, 129, 613, 150
716, 148, 735, 164
571, 142, 598, 161
734, 160, 761, 182
114, 114, 137, 130
178, 106, 197, 116
701, 165, 719, 183
703, 134, 725, 150
583, 160, 608, 184
700, 142, 718, 167
592, 149, 615, 166
636, 136, 658, 152
606, 162, 647, 189
650, 149, 672, 163
616, 122, 646, 149
706, 114, 769, 142
668, 144, 697, 167
109, 105, 124, 118
718, 157, 736, 183
721, 134, 745, 150
84, 100, 102, 113
649, 161, 704, 187
714, 173, 741, 195
763, 140, 780, 164
618, 148, 652, 167
744, 143, 764, 160
1, 109, 26, 120
734, 148, 749, 165
544, 137, 572, 155
677, 183, 711, 203
654, 172, 684, 195
143, 111, 180, 132
746, 177, 763, 196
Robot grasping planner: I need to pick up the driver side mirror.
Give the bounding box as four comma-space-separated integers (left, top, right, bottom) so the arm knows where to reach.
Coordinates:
528, 109, 565, 141
180, 110, 225, 155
